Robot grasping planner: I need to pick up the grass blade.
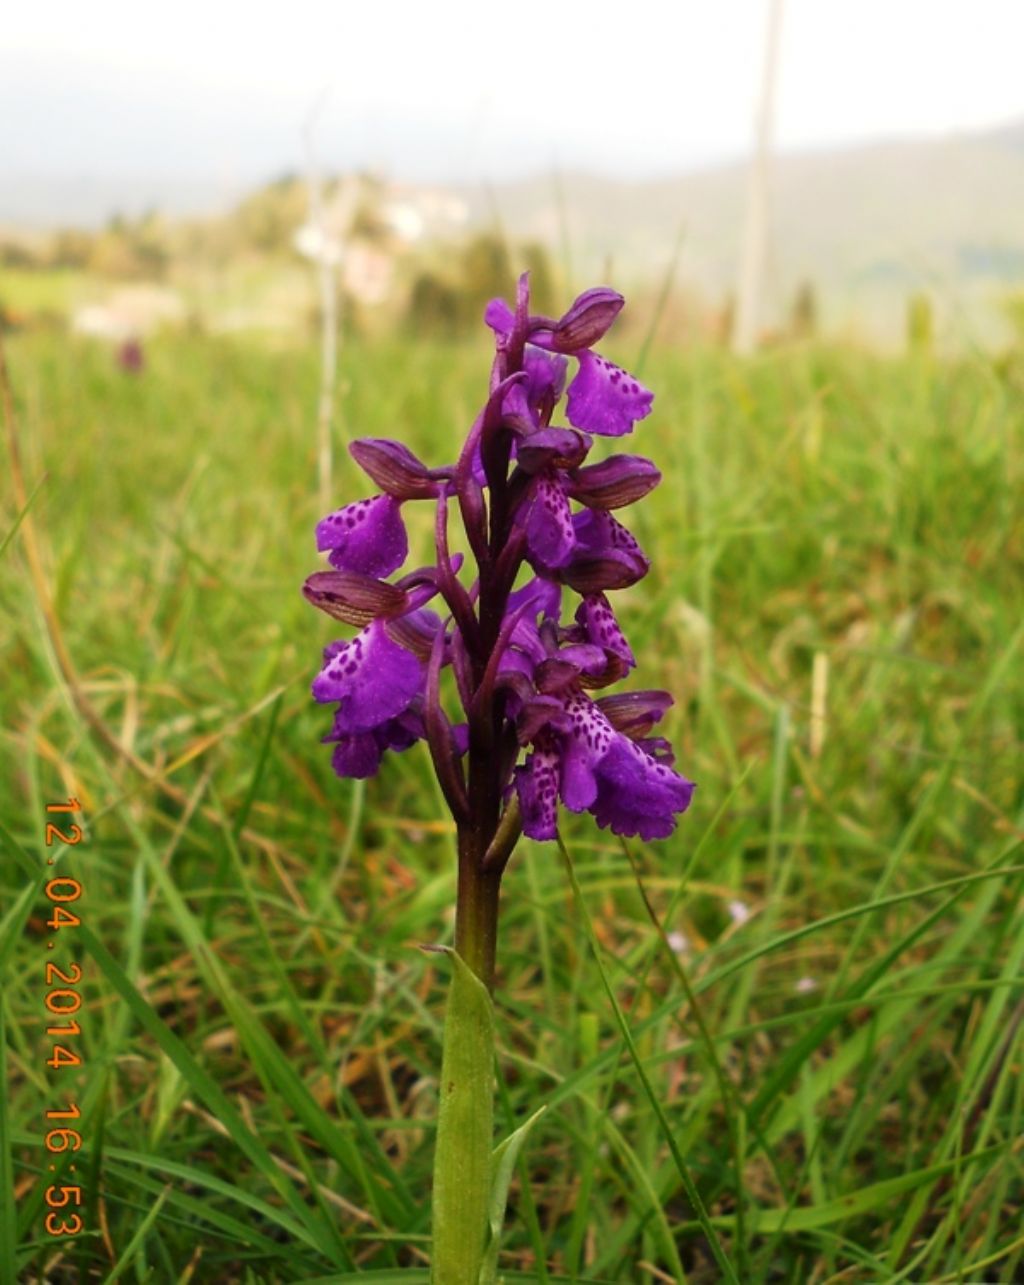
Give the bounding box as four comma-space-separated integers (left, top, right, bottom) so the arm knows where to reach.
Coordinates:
558, 836, 738, 1284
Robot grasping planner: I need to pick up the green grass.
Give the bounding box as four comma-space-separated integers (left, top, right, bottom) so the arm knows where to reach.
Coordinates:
0, 269, 97, 320
1, 328, 1022, 1283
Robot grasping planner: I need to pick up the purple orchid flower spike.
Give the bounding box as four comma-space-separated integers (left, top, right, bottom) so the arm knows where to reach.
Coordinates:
304, 275, 693, 988
303, 275, 697, 1283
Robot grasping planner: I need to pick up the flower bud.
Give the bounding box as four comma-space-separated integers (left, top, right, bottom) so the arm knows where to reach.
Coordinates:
543, 287, 624, 354
349, 438, 441, 500
559, 550, 648, 595
302, 570, 408, 625
568, 455, 661, 509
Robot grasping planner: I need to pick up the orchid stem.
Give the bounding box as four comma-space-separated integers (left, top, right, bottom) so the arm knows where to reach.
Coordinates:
432, 830, 501, 1283
454, 830, 501, 991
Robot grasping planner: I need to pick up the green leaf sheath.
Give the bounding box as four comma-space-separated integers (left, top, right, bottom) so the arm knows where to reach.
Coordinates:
431, 950, 496, 1285
479, 1108, 546, 1285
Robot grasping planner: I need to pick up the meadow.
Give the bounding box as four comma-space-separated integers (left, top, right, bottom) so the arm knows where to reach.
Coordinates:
1, 324, 1022, 1282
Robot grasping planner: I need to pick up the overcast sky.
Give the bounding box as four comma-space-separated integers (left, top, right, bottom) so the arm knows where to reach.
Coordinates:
3, 0, 1023, 216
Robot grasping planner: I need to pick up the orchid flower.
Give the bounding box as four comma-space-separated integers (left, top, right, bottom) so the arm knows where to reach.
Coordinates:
302, 277, 694, 1283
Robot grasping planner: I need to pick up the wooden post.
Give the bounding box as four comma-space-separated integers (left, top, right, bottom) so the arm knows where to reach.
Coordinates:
734, 0, 785, 355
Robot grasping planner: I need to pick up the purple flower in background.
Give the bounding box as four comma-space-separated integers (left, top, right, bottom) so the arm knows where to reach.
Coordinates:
117, 338, 144, 373
303, 275, 694, 985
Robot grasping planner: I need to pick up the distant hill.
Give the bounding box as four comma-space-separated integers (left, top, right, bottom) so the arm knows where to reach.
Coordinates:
456, 120, 1024, 344
5, 119, 1024, 345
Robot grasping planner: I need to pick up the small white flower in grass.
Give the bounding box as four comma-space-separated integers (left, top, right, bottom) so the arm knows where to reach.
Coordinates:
795, 977, 818, 994
727, 899, 751, 926
666, 930, 689, 955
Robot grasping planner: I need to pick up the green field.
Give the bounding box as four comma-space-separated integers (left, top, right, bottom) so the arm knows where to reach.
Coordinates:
2, 328, 1022, 1282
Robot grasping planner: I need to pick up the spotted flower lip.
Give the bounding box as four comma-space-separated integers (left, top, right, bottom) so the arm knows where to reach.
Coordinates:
506, 626, 693, 841
565, 351, 653, 438
514, 685, 694, 842
305, 273, 693, 848
588, 734, 695, 840
523, 474, 576, 568
316, 494, 408, 578
325, 708, 424, 779
313, 621, 424, 727
515, 450, 658, 573
574, 593, 636, 668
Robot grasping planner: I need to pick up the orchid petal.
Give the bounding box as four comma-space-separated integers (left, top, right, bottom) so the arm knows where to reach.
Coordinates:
349, 438, 441, 500
317, 495, 408, 578
544, 287, 624, 353
329, 732, 383, 779
595, 690, 673, 736
312, 621, 424, 730
575, 593, 636, 667
568, 455, 661, 510
559, 509, 649, 592
517, 428, 591, 475
484, 297, 515, 337
303, 570, 408, 626
515, 746, 560, 841
524, 475, 576, 568
507, 577, 562, 621
589, 737, 695, 839
325, 709, 424, 780
559, 692, 615, 812
566, 350, 653, 437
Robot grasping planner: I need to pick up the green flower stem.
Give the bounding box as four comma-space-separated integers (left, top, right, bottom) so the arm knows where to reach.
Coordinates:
431, 831, 503, 1283
454, 832, 501, 991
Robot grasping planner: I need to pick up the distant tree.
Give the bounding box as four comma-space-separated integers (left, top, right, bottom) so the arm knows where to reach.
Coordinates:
48, 228, 94, 269
520, 242, 556, 314
907, 292, 934, 356
460, 234, 512, 312
88, 231, 146, 279
789, 280, 818, 339
86, 214, 168, 279
235, 178, 307, 253
0, 239, 38, 269
407, 272, 461, 338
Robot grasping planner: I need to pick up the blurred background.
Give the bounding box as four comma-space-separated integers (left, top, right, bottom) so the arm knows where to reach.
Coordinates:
3, 3, 1023, 1281
4, 0, 1024, 350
